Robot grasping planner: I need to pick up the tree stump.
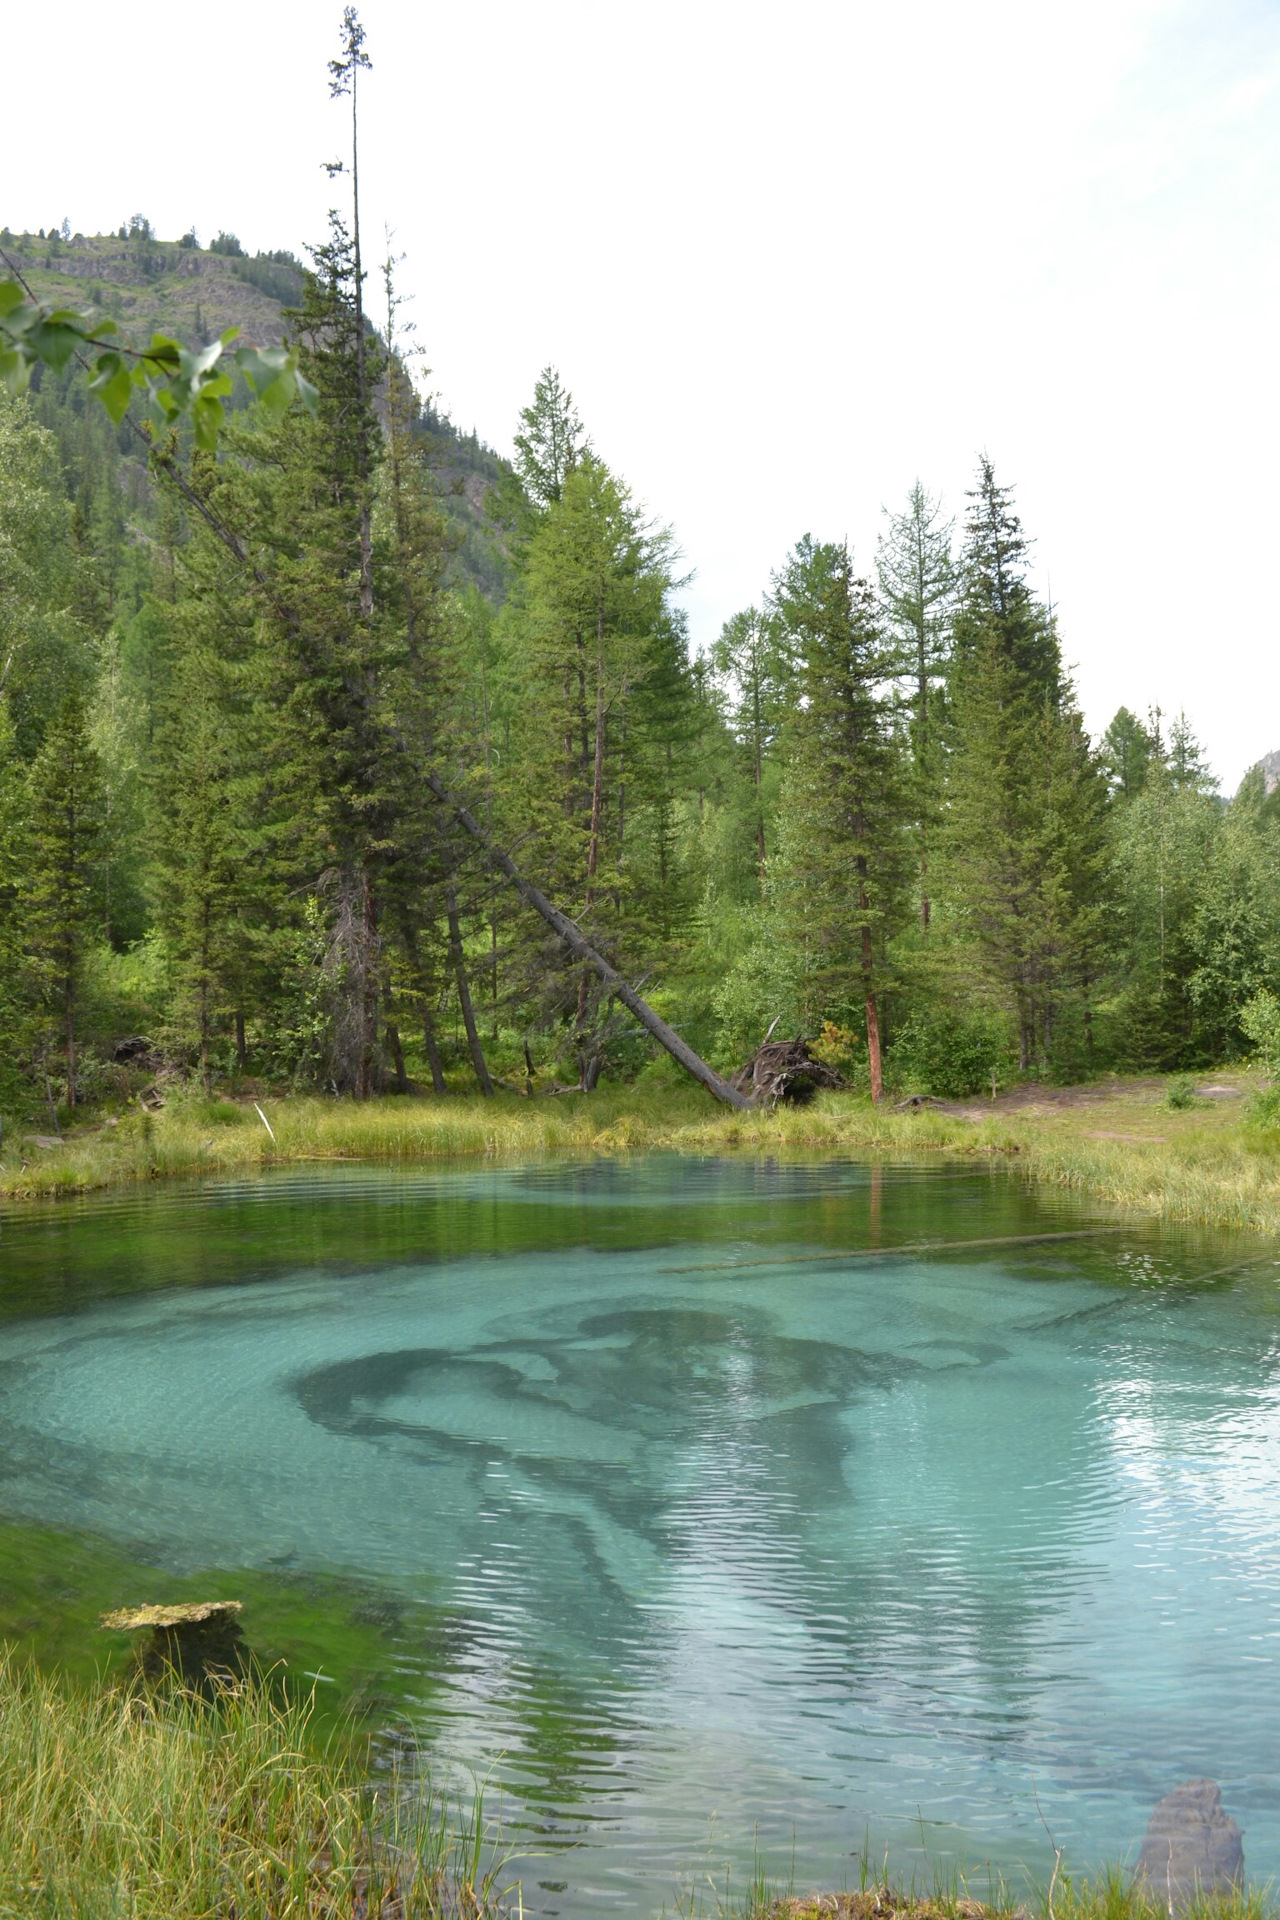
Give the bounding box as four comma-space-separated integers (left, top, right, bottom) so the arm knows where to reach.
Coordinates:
100, 1600, 246, 1691
732, 1037, 845, 1107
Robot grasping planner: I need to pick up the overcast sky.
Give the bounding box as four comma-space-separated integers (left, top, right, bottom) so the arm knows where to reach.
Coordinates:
10, 0, 1279, 788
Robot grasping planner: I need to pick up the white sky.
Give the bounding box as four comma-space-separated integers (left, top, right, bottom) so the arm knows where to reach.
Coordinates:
9, 0, 1280, 788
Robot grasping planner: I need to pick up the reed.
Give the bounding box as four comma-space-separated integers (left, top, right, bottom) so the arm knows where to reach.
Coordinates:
0, 1649, 507, 1919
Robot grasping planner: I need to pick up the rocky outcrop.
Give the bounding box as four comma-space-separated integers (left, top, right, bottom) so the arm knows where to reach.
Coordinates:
1135, 1779, 1243, 1908
1250, 748, 1280, 795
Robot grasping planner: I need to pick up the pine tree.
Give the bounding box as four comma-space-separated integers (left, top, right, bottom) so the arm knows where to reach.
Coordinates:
21, 692, 108, 1109
769, 537, 908, 1100
877, 482, 954, 929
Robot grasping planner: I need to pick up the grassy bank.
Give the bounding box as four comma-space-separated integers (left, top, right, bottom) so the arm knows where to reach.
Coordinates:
3, 1074, 1279, 1237
751, 1889, 1270, 1920
3, 1650, 1268, 1920
0, 1652, 506, 1918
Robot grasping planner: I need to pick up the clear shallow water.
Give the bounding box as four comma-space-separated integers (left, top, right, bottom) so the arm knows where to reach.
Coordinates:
2, 1156, 1280, 1915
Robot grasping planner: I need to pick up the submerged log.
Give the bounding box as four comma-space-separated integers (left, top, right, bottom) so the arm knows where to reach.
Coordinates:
100, 1600, 246, 1690
732, 1037, 846, 1108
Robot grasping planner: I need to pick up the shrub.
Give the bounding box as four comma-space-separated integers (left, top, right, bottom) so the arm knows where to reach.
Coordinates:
1165, 1074, 1197, 1110
889, 1009, 1011, 1099
1241, 989, 1280, 1078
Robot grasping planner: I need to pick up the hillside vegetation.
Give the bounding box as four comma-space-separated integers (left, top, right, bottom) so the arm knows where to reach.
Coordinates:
3, 203, 1280, 1160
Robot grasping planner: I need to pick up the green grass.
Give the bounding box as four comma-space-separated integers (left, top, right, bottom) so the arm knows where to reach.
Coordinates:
678, 1860, 1273, 1920
0, 1518, 448, 1740
0, 1650, 509, 1918
4, 1074, 1280, 1240
747, 1886, 1271, 1920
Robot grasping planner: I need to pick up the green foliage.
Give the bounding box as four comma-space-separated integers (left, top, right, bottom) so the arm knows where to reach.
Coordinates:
2, 186, 1279, 1115
1165, 1073, 1197, 1110
941, 463, 1110, 1072
889, 1008, 1012, 1097
20, 691, 110, 1105
0, 278, 316, 449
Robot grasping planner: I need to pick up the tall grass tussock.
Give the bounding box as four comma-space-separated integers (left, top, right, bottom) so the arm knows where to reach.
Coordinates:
0, 1650, 507, 1918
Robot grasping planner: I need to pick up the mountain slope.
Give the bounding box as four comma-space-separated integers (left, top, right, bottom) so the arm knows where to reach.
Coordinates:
1, 223, 511, 601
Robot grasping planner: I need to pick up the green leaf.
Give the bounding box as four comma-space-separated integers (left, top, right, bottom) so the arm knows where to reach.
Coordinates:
143, 334, 182, 374
28, 320, 84, 373
191, 392, 225, 452
0, 344, 32, 396
0, 280, 26, 319
178, 339, 226, 382
87, 350, 134, 424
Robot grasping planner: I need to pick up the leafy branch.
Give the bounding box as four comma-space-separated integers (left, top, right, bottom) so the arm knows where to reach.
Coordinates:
0, 263, 317, 449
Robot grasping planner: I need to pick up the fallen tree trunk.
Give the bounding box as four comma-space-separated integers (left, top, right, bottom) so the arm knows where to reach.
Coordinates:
425, 771, 752, 1111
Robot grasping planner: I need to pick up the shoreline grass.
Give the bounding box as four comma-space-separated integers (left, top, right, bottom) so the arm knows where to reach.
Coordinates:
2, 1073, 1279, 1238
0, 1650, 508, 1918
3, 1650, 1268, 1920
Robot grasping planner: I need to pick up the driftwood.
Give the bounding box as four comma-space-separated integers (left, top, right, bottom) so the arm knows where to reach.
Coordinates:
732, 1037, 846, 1107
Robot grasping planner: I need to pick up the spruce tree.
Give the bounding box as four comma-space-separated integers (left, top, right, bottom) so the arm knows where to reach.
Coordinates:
769, 538, 908, 1100
941, 466, 1109, 1070
497, 447, 693, 1076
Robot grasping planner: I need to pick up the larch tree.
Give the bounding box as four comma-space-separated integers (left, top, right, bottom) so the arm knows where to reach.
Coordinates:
877, 482, 954, 930
710, 605, 795, 887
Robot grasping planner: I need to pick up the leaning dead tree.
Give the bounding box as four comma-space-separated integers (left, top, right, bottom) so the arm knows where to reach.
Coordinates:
425, 772, 753, 1110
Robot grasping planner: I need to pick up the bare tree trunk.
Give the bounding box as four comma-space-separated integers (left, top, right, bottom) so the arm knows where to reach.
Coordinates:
386, 1021, 409, 1093
422, 1005, 446, 1093
861, 922, 883, 1103
199, 994, 211, 1098
235, 1010, 247, 1074
65, 970, 76, 1112
427, 773, 752, 1109
447, 884, 494, 1095
576, 655, 607, 1030
359, 869, 378, 1099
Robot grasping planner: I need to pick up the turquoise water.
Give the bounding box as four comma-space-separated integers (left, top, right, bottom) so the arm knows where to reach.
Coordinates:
2, 1156, 1279, 1915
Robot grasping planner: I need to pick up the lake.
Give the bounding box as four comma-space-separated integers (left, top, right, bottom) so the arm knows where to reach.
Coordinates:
1, 1155, 1277, 1916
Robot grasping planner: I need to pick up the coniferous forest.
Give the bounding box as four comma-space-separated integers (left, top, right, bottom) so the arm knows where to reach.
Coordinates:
2, 187, 1279, 1124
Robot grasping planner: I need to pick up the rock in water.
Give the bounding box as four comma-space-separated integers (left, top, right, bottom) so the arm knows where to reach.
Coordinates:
1135, 1780, 1243, 1908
